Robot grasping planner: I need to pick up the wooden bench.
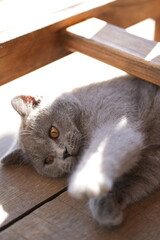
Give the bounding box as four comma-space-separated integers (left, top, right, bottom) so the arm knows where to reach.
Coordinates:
1, 1, 160, 239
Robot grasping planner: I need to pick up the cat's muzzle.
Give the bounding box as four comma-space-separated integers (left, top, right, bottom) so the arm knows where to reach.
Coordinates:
63, 148, 72, 159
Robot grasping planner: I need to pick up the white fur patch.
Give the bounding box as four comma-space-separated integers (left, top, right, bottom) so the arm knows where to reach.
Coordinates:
69, 123, 143, 199
68, 138, 112, 199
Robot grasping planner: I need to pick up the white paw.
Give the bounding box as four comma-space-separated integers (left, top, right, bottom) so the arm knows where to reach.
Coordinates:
68, 141, 113, 199
68, 169, 112, 199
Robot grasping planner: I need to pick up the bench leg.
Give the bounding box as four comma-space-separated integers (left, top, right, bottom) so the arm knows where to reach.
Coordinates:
154, 17, 160, 41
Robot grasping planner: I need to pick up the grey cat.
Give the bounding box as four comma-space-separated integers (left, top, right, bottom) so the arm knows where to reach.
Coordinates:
1, 75, 160, 227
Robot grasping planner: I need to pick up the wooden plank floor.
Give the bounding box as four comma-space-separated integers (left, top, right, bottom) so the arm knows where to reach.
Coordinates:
0, 20, 160, 239
1, 164, 160, 240
0, 165, 67, 230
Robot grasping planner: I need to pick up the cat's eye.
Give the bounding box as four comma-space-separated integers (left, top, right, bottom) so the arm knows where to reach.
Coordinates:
44, 155, 54, 165
49, 126, 59, 139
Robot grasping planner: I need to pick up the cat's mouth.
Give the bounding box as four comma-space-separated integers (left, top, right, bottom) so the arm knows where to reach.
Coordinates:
63, 148, 77, 160
63, 148, 72, 159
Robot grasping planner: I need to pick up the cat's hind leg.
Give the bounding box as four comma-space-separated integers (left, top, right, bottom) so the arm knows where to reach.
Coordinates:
68, 121, 144, 199
89, 146, 160, 227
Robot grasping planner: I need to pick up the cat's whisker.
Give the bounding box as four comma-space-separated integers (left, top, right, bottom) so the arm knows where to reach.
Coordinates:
21, 129, 32, 132
28, 126, 34, 131
20, 132, 32, 134
80, 134, 88, 141
20, 130, 33, 136
20, 133, 33, 136
21, 130, 32, 133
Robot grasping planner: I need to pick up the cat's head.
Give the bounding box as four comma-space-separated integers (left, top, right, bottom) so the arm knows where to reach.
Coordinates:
1, 94, 83, 177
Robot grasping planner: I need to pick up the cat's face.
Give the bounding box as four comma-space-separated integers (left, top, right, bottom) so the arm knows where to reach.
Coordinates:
2, 94, 83, 178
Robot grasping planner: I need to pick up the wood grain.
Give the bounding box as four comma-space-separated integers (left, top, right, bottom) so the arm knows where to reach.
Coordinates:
0, 0, 115, 86
0, 0, 114, 44
0, 192, 125, 240
1, 0, 159, 44
1, 191, 160, 240
1, 0, 159, 86
0, 31, 70, 86
62, 18, 160, 86
98, 0, 160, 28
154, 17, 160, 41
0, 165, 67, 229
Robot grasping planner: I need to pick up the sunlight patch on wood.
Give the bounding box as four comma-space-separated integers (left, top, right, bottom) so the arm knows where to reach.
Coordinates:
67, 18, 107, 39
126, 18, 155, 41
145, 42, 160, 62
0, 205, 8, 226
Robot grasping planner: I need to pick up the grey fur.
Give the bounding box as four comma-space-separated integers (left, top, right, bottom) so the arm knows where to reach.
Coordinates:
1, 75, 160, 227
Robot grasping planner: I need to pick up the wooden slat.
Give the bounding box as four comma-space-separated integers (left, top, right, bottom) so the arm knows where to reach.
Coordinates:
98, 0, 160, 28
0, 165, 67, 229
1, 191, 160, 240
1, 0, 159, 44
0, 0, 122, 86
1, 0, 159, 86
0, 31, 70, 86
62, 18, 160, 86
0, 0, 114, 44
154, 17, 160, 41
0, 1, 115, 86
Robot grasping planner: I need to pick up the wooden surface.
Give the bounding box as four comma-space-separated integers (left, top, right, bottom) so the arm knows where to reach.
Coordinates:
0, 32, 70, 86
1, 0, 160, 86
155, 17, 160, 42
99, 0, 160, 28
0, 0, 113, 86
1, 165, 160, 240
63, 18, 160, 86
0, 0, 114, 43
1, 0, 159, 43
0, 165, 67, 230
0, 32, 69, 86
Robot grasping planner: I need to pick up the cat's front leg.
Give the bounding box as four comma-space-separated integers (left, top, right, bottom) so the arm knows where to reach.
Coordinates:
68, 123, 143, 199
89, 146, 160, 227
68, 146, 112, 199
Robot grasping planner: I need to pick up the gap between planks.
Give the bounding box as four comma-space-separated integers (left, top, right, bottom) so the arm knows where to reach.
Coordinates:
0, 186, 67, 232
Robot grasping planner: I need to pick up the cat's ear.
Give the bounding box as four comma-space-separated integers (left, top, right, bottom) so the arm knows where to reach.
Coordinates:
11, 95, 42, 117
1, 149, 28, 166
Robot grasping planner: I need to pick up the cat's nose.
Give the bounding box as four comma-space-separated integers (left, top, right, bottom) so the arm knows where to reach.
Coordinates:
63, 148, 71, 159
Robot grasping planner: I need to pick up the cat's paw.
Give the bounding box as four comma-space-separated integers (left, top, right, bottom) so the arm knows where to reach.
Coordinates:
68, 169, 111, 199
68, 144, 113, 199
89, 194, 123, 227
